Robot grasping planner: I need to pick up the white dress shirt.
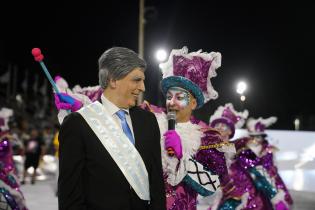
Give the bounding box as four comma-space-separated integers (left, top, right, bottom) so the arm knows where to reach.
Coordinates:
101, 94, 135, 139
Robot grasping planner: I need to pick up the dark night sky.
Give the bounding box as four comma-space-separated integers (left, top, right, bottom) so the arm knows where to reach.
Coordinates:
1, 1, 314, 130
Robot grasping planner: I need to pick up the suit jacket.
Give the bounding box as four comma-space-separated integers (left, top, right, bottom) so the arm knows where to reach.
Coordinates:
58, 106, 166, 210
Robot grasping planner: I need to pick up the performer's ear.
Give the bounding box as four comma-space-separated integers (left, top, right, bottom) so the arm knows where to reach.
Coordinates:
191, 96, 197, 111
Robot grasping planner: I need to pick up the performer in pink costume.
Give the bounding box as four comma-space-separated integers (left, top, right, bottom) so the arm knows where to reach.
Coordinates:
226, 117, 293, 210
153, 46, 232, 210
0, 107, 28, 210
209, 103, 257, 210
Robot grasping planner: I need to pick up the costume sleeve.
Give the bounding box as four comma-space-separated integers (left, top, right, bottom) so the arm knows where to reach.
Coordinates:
196, 131, 228, 176
261, 146, 293, 207
195, 131, 229, 209
58, 113, 87, 210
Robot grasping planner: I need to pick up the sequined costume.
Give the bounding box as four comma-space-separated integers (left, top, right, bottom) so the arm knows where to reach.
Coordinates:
227, 136, 293, 210
154, 111, 228, 210
209, 107, 293, 210
0, 134, 28, 210
0, 108, 28, 210
208, 103, 250, 210
155, 46, 228, 210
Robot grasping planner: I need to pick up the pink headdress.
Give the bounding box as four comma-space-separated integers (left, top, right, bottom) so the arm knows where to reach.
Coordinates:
209, 103, 248, 138
160, 46, 221, 108
246, 116, 277, 136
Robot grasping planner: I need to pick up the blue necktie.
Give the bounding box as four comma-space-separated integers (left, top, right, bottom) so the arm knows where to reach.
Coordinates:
116, 110, 135, 145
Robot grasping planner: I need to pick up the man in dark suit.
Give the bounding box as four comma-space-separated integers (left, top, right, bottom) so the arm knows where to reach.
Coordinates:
58, 47, 166, 210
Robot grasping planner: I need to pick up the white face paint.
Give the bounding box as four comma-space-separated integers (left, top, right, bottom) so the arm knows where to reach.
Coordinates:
214, 122, 232, 140
166, 87, 190, 110
214, 122, 230, 132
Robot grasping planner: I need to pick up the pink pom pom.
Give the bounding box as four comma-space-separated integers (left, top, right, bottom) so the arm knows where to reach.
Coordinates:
31, 48, 41, 56
31, 48, 44, 62
34, 54, 44, 62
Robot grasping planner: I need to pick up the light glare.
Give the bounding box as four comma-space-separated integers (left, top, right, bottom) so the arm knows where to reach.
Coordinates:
156, 49, 167, 62
236, 81, 247, 94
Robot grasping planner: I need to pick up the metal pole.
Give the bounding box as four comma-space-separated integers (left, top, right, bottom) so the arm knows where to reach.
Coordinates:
138, 0, 144, 59
137, 0, 145, 105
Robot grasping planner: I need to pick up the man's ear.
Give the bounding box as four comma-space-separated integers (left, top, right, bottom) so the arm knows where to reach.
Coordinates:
108, 79, 117, 88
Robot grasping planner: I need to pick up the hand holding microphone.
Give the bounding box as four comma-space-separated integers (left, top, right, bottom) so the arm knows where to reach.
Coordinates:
164, 111, 183, 159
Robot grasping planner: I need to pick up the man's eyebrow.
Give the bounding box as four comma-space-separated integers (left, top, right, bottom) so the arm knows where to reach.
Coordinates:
133, 76, 145, 80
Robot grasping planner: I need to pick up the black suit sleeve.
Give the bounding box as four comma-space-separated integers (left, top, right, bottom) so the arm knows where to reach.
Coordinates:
147, 113, 166, 210
58, 113, 87, 210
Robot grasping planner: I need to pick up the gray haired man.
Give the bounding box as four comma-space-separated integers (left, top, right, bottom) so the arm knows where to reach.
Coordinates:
58, 47, 166, 210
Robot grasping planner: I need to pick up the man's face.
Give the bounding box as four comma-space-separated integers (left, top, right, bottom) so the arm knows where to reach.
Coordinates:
166, 87, 197, 122
213, 122, 232, 141
114, 68, 145, 108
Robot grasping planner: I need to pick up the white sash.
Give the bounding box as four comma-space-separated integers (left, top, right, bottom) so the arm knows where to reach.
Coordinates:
78, 101, 150, 200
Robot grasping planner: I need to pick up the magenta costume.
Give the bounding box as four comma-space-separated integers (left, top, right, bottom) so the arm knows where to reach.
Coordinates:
228, 136, 293, 209
0, 108, 28, 210
229, 117, 293, 210
168, 126, 227, 210
209, 106, 293, 210
151, 111, 228, 210
140, 102, 227, 210
156, 47, 230, 210
209, 103, 251, 210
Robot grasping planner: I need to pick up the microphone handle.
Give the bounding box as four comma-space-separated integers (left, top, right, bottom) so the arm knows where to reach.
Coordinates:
167, 116, 176, 157
167, 147, 175, 156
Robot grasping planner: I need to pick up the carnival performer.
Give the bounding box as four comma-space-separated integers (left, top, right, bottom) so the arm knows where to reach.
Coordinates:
209, 103, 251, 209
228, 117, 293, 210
0, 107, 28, 210
150, 46, 229, 210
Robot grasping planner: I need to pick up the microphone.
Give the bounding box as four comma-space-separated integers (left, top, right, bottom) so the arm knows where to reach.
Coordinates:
166, 111, 176, 156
